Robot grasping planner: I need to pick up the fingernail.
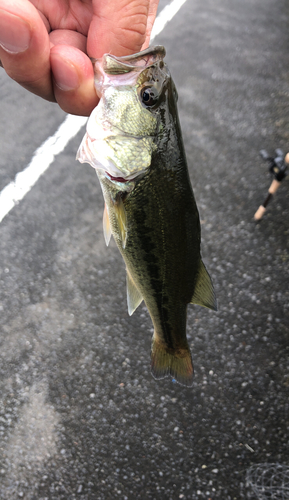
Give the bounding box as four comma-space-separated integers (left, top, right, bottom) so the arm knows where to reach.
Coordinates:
51, 53, 80, 91
0, 10, 31, 53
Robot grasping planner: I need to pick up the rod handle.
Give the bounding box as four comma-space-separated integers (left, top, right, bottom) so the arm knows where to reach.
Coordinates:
268, 179, 281, 194
254, 205, 266, 220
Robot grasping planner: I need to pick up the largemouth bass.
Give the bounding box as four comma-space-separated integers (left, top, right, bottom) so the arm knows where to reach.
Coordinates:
77, 46, 216, 387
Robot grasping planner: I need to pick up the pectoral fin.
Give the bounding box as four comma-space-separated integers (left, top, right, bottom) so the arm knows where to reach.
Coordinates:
190, 260, 217, 311
103, 203, 112, 246
114, 196, 127, 249
126, 269, 143, 316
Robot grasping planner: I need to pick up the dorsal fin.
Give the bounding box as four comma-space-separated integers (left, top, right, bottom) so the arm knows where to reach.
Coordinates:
191, 260, 217, 311
126, 269, 143, 316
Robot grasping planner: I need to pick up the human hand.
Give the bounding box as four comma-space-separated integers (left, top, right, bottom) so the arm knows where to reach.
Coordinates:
0, 0, 159, 116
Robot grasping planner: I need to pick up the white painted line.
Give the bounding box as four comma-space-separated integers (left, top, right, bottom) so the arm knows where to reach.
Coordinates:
0, 0, 188, 224
0, 115, 87, 223
150, 0, 188, 40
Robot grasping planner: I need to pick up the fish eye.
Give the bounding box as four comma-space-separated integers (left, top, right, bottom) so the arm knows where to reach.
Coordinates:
141, 87, 159, 107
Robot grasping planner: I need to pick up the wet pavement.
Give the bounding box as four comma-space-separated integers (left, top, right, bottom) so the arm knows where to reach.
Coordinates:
0, 0, 288, 498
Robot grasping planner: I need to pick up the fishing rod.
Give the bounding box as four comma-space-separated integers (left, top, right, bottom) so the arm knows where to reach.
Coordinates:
254, 148, 288, 220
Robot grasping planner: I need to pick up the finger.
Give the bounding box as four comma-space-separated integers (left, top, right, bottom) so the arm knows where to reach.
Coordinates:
87, 0, 151, 58
142, 0, 159, 49
0, 0, 53, 100
50, 44, 98, 116
49, 29, 87, 53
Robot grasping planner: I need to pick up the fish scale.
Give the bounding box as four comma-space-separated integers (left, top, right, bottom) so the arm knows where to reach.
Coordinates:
102, 87, 157, 136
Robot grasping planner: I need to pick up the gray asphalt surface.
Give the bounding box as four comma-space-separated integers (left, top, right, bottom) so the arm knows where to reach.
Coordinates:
0, 0, 289, 499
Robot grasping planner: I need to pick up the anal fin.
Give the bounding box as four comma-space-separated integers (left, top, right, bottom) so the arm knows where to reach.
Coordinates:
126, 269, 143, 316
191, 260, 217, 311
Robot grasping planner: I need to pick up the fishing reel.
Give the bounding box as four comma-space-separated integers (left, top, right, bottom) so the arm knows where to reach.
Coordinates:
254, 148, 288, 220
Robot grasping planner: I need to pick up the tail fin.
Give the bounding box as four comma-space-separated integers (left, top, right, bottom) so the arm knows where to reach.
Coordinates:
151, 337, 193, 387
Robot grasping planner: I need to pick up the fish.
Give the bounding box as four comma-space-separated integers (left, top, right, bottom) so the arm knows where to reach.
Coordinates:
77, 45, 216, 387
